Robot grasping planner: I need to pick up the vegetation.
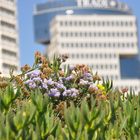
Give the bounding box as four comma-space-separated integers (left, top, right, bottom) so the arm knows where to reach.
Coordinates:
0, 52, 139, 140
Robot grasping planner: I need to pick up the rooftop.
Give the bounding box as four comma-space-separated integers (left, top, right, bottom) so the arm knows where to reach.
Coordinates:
34, 0, 132, 15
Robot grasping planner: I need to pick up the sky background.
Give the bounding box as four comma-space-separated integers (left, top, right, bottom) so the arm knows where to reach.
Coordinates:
18, 0, 140, 67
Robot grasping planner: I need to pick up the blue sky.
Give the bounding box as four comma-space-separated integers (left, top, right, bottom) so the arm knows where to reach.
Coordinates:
18, 0, 140, 67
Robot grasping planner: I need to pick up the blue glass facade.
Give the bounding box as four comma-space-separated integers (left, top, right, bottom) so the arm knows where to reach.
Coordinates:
120, 56, 140, 79
34, 0, 131, 44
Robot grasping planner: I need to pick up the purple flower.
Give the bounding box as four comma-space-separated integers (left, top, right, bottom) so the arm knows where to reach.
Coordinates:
71, 93, 77, 97
33, 77, 42, 82
29, 82, 36, 89
56, 83, 66, 91
27, 70, 41, 78
47, 78, 55, 86
49, 88, 60, 97
65, 75, 74, 81
84, 72, 92, 77
83, 72, 93, 81
24, 79, 33, 85
63, 88, 79, 97
42, 83, 48, 90
62, 90, 72, 97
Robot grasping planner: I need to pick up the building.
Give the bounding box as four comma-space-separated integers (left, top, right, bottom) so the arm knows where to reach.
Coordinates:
34, 0, 140, 92
0, 0, 20, 77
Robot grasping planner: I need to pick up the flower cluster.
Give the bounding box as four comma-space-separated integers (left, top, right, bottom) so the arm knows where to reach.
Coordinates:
24, 68, 107, 101
24, 70, 79, 98
18, 52, 111, 101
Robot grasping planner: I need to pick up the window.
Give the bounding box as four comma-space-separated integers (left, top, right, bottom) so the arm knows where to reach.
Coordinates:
6, 0, 14, 2
60, 21, 63, 26
0, 21, 15, 30
88, 21, 91, 26
102, 21, 105, 26
81, 54, 84, 58
3, 63, 17, 70
69, 21, 72, 26
90, 54, 93, 58
71, 54, 75, 58
1, 35, 16, 43
86, 54, 88, 58
2, 49, 17, 57
74, 21, 77, 26
61, 32, 64, 36
79, 21, 82, 26
61, 43, 64, 48
130, 33, 134, 37
65, 22, 68, 26
0, 7, 15, 16
76, 54, 79, 58
83, 21, 87, 26
125, 22, 128, 26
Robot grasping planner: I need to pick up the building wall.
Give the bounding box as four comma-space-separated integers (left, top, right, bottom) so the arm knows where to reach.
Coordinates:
47, 15, 140, 92
0, 0, 20, 77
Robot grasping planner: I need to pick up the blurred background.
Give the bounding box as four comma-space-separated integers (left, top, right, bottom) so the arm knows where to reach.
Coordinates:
0, 0, 140, 91
18, 0, 140, 66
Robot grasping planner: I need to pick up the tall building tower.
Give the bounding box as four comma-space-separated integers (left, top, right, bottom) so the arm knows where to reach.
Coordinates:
34, 0, 140, 92
0, 0, 20, 77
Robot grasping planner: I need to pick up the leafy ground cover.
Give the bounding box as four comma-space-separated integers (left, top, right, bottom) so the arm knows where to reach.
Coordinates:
0, 52, 139, 140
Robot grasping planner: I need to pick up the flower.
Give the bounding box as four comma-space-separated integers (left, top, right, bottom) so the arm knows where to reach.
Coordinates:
42, 83, 48, 90
32, 77, 42, 82
21, 64, 31, 72
70, 88, 79, 95
62, 88, 79, 97
56, 83, 66, 91
27, 70, 41, 78
62, 90, 71, 97
121, 88, 128, 93
28, 82, 36, 89
97, 84, 105, 91
88, 84, 98, 93
47, 78, 55, 86
49, 88, 60, 97
65, 75, 74, 81
79, 79, 89, 86
83, 72, 93, 81
24, 79, 34, 85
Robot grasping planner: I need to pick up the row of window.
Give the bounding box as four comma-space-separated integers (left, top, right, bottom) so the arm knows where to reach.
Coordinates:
60, 20, 134, 27
0, 20, 15, 30
1, 35, 16, 43
69, 53, 117, 59
2, 49, 17, 57
61, 42, 136, 48
3, 63, 17, 70
6, 0, 14, 2
90, 64, 118, 70
0, 7, 15, 16
60, 32, 135, 38
102, 75, 118, 80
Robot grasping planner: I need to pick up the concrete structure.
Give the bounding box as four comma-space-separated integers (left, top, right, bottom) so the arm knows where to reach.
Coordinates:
0, 0, 20, 77
34, 0, 140, 92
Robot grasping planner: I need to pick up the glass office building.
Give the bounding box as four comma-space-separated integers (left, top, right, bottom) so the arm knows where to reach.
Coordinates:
34, 0, 140, 91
